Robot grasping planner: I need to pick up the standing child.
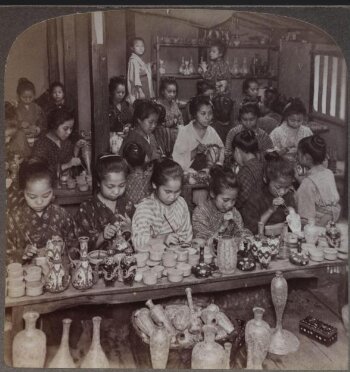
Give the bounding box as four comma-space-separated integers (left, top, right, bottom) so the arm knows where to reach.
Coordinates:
15, 77, 46, 142
6, 160, 77, 264
127, 37, 155, 103
173, 95, 224, 171
211, 94, 234, 144
108, 76, 133, 133
270, 98, 313, 158
232, 130, 264, 210
192, 165, 250, 241
296, 135, 341, 226
120, 100, 161, 161
240, 152, 296, 235
132, 158, 192, 251
75, 154, 132, 250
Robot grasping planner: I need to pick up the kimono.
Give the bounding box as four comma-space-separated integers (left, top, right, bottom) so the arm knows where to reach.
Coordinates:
125, 167, 153, 207
132, 193, 192, 251
202, 58, 230, 82
211, 120, 233, 144
6, 202, 77, 264
6, 129, 31, 161
127, 52, 155, 103
16, 101, 46, 137
296, 165, 341, 226
109, 101, 133, 133
75, 194, 132, 251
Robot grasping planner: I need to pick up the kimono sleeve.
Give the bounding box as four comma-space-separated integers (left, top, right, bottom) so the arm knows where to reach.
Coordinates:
128, 58, 142, 88
269, 127, 283, 150
75, 202, 100, 249
209, 127, 225, 164
176, 198, 193, 243
131, 201, 153, 251
192, 205, 211, 240
172, 126, 192, 170
296, 178, 317, 223
231, 208, 252, 237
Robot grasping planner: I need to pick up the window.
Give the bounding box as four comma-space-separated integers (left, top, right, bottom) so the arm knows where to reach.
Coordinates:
311, 52, 347, 123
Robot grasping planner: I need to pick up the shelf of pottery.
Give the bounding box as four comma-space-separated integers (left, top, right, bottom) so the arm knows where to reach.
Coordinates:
153, 35, 280, 100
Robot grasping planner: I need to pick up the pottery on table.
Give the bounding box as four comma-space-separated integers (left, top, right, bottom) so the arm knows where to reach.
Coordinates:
120, 245, 137, 286
101, 248, 119, 287
150, 248, 164, 262
7, 276, 25, 286
304, 218, 321, 244
81, 316, 109, 368
25, 281, 43, 297
88, 250, 108, 266
201, 306, 218, 325
135, 252, 149, 268
7, 262, 23, 278
176, 262, 191, 277
326, 220, 341, 248
167, 268, 184, 283
172, 306, 191, 331
176, 249, 189, 262
134, 308, 156, 337
269, 271, 300, 355
257, 240, 272, 269
215, 312, 235, 334
143, 270, 157, 285
308, 247, 324, 262
192, 246, 212, 278
267, 236, 280, 258
237, 256, 256, 271
8, 282, 26, 298
12, 311, 46, 368
188, 254, 200, 266
150, 322, 171, 369
245, 307, 271, 369
323, 248, 337, 261
48, 318, 75, 368
162, 252, 177, 267
146, 299, 175, 336
151, 265, 165, 279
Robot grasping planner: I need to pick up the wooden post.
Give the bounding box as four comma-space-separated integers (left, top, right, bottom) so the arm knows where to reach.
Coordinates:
47, 18, 60, 84
89, 11, 109, 165
125, 10, 135, 67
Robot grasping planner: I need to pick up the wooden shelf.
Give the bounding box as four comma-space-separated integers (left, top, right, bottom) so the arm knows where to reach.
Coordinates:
156, 42, 278, 50
154, 74, 278, 80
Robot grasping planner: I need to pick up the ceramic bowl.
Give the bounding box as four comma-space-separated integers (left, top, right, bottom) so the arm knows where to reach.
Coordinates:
151, 265, 164, 279
188, 254, 200, 266
176, 262, 192, 277
25, 281, 43, 297
323, 248, 337, 261
135, 252, 149, 268
150, 249, 163, 262
7, 263, 23, 278
309, 247, 324, 262
337, 251, 348, 260
146, 259, 160, 268
8, 283, 25, 298
143, 270, 157, 285
88, 250, 108, 265
176, 249, 189, 262
78, 183, 89, 192
167, 268, 184, 283
7, 276, 25, 287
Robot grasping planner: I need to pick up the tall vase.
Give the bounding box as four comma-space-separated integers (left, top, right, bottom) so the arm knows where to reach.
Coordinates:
48, 318, 75, 368
217, 236, 237, 275
12, 311, 47, 368
149, 323, 171, 369
81, 316, 109, 368
269, 271, 300, 355
245, 307, 271, 369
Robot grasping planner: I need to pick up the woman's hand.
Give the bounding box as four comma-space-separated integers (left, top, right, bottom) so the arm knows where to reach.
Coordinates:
116, 213, 132, 233
75, 139, 88, 149
103, 223, 119, 240
272, 196, 285, 211
22, 244, 38, 260
164, 233, 180, 246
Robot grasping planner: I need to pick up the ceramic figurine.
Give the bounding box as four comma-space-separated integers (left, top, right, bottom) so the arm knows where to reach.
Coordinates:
101, 248, 119, 287
217, 236, 237, 275
120, 245, 137, 286
257, 239, 272, 269
188, 57, 195, 75
269, 271, 300, 355
184, 60, 191, 75
159, 59, 166, 75
12, 311, 47, 368
245, 307, 271, 369
326, 220, 341, 248
150, 322, 171, 369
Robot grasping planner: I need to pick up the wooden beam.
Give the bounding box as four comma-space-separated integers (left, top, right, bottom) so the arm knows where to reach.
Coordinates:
125, 10, 135, 66
47, 18, 60, 84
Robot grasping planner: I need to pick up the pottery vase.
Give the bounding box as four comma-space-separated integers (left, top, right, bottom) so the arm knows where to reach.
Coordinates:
12, 311, 47, 368
149, 323, 171, 369
146, 299, 175, 336
217, 235, 237, 275
48, 318, 75, 368
257, 240, 272, 269
215, 312, 235, 334
101, 248, 119, 287
185, 287, 202, 334
81, 316, 109, 368
267, 236, 280, 259
134, 308, 156, 337
269, 271, 300, 355
191, 325, 226, 369
223, 342, 232, 369
245, 307, 271, 369
250, 235, 262, 261
192, 246, 212, 278
120, 246, 137, 286
326, 220, 341, 248
172, 305, 191, 331
304, 218, 320, 244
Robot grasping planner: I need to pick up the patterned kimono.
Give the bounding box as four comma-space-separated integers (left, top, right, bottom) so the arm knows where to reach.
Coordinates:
16, 101, 46, 137
125, 167, 153, 207
202, 58, 230, 82
109, 101, 133, 133
6, 202, 77, 264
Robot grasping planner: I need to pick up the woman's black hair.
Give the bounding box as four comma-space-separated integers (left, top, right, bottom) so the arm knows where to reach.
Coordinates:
159, 76, 178, 99
209, 165, 238, 196
210, 40, 227, 58
109, 76, 127, 103
153, 103, 166, 125
189, 95, 212, 119
298, 135, 327, 165
150, 157, 183, 187
49, 81, 65, 96
242, 78, 259, 95
130, 37, 145, 49
264, 151, 294, 182
282, 97, 307, 121
238, 102, 260, 122
18, 159, 53, 190
123, 142, 146, 168
196, 79, 215, 96
16, 77, 35, 96
212, 95, 233, 122
95, 154, 130, 183
47, 107, 75, 131
232, 129, 259, 154
133, 100, 159, 127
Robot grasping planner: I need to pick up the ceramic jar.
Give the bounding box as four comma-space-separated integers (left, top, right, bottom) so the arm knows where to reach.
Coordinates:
215, 312, 235, 334
250, 235, 262, 261
101, 249, 119, 286
326, 220, 341, 248
150, 323, 171, 369
192, 246, 212, 278
304, 218, 320, 244
245, 307, 271, 369
257, 240, 272, 269
48, 318, 75, 368
120, 246, 137, 285
12, 311, 47, 368
267, 236, 280, 258
81, 316, 109, 368
134, 308, 156, 337
191, 325, 228, 369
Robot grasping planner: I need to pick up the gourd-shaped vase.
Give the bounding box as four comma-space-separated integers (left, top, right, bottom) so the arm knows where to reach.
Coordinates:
149, 322, 171, 369
185, 287, 202, 334
304, 218, 319, 244
48, 318, 75, 368
12, 311, 46, 368
217, 235, 237, 274
269, 271, 300, 355
245, 307, 271, 369
191, 325, 227, 369
81, 316, 109, 368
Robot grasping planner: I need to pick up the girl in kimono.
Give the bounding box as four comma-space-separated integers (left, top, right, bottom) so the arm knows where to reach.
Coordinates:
296, 135, 341, 226
6, 160, 77, 264
127, 37, 154, 103
132, 158, 192, 251
75, 154, 132, 251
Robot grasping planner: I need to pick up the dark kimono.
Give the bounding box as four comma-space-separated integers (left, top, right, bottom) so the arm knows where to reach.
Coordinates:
109, 101, 133, 133
126, 167, 153, 206
6, 202, 77, 264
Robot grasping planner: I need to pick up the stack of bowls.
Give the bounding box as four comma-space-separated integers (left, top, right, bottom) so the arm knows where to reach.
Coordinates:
24, 266, 43, 296
7, 263, 25, 298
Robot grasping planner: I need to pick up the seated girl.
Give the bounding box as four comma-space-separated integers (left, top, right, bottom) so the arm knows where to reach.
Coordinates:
296, 135, 341, 226
6, 160, 77, 264
172, 95, 224, 171
120, 100, 161, 161
192, 165, 250, 241
211, 94, 234, 144
232, 130, 264, 210
240, 152, 296, 235
132, 158, 192, 251
75, 154, 132, 251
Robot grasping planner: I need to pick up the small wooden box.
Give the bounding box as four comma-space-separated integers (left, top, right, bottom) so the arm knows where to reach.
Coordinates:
299, 316, 337, 346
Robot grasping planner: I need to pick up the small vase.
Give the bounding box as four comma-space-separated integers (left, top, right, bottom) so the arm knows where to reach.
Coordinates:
269, 271, 300, 355
134, 308, 156, 337
326, 220, 341, 248
257, 240, 272, 269
146, 299, 175, 336
304, 218, 320, 244
150, 323, 171, 369
245, 307, 271, 369
80, 316, 109, 368
48, 318, 75, 368
12, 311, 47, 368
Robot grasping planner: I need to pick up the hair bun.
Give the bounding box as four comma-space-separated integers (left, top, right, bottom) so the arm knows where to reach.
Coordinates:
311, 135, 326, 150
264, 150, 281, 162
